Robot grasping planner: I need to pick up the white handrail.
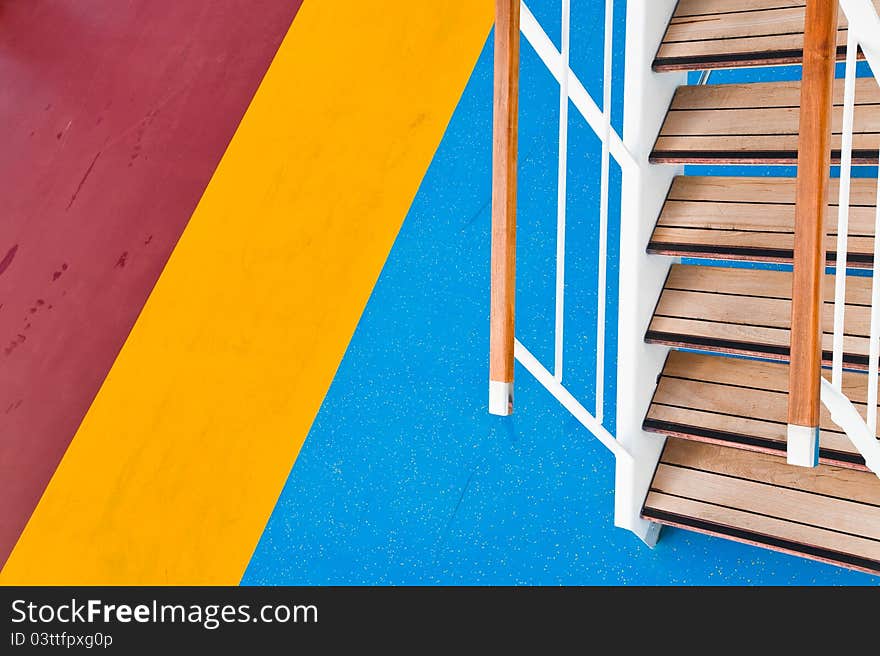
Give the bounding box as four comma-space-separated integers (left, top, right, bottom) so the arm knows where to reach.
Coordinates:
821, 377, 880, 476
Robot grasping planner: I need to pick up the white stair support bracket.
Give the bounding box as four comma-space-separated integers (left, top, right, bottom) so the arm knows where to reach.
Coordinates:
821, 378, 880, 477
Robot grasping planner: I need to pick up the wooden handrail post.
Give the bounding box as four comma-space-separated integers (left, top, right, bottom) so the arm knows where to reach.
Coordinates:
489, 0, 519, 416
788, 0, 839, 466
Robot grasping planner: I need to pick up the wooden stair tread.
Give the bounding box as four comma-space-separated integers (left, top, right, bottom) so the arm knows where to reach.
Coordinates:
654, 0, 880, 71
644, 350, 879, 468
642, 439, 880, 574
645, 264, 873, 369
650, 79, 880, 165
648, 176, 879, 266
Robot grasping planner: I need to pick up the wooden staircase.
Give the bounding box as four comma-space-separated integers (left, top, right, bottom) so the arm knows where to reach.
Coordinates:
653, 0, 880, 71
641, 1, 880, 575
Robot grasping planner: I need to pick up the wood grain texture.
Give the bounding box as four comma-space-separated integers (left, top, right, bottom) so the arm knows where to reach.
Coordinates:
489, 0, 519, 387
645, 264, 873, 369
789, 0, 839, 429
642, 439, 880, 574
654, 0, 880, 70
650, 78, 880, 164
650, 176, 878, 265
643, 350, 877, 468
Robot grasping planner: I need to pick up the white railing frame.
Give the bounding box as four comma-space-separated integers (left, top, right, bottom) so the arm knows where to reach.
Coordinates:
512, 0, 682, 545
515, 0, 635, 462
823, 0, 880, 476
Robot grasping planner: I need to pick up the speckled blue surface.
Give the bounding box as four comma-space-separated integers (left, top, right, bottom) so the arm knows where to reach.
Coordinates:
242, 1, 879, 585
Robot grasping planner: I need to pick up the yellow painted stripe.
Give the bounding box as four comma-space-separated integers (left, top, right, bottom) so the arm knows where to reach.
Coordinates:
1, 0, 493, 584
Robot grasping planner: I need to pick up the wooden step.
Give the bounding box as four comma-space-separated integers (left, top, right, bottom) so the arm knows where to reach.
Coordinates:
645, 264, 872, 369
644, 350, 878, 469
648, 176, 879, 266
650, 78, 880, 165
654, 0, 880, 72
642, 439, 880, 575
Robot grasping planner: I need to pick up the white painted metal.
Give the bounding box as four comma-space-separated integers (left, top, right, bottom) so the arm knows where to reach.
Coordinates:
520, 2, 636, 172
514, 340, 632, 462
614, 0, 684, 547
838, 0, 880, 78
489, 380, 514, 416
867, 160, 880, 435
831, 30, 859, 390
818, 1, 880, 472
786, 424, 820, 467
821, 378, 880, 477
595, 0, 614, 424
514, 0, 668, 546
554, 0, 570, 383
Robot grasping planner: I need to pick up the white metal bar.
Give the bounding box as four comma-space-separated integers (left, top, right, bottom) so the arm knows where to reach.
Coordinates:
553, 0, 570, 383
519, 1, 637, 174
868, 154, 880, 435
595, 0, 614, 424
838, 0, 880, 79
822, 378, 880, 476
514, 339, 632, 462
832, 29, 859, 390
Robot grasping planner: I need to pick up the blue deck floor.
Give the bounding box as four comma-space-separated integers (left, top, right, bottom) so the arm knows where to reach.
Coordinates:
242, 0, 878, 585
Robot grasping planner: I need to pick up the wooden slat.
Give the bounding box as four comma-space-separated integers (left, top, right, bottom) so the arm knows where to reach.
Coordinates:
643, 492, 880, 573
648, 314, 869, 364
651, 79, 880, 164
667, 176, 878, 207
649, 228, 874, 267
647, 404, 864, 463
644, 350, 877, 467
661, 438, 880, 504
656, 288, 870, 335
653, 0, 880, 71
656, 176, 878, 266
661, 349, 872, 404
642, 439, 880, 574
653, 465, 880, 539
674, 0, 806, 16
664, 264, 872, 306
646, 264, 873, 369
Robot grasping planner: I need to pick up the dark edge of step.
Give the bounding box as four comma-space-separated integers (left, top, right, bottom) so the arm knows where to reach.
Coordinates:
648, 150, 878, 166
642, 417, 867, 469
645, 242, 873, 268
652, 45, 852, 73
644, 331, 870, 370
641, 506, 880, 575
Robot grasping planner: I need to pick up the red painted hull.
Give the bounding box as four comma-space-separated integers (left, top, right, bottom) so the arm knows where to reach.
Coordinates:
0, 0, 303, 566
